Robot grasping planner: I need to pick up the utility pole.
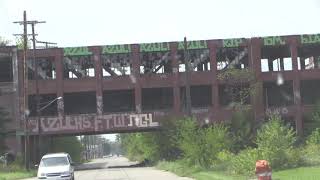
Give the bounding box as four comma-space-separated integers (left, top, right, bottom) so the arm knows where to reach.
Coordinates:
13, 10, 30, 170
184, 37, 192, 116
14, 11, 46, 169
30, 20, 46, 163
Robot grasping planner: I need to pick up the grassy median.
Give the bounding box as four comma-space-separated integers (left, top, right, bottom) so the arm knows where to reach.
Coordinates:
157, 161, 320, 180
0, 170, 35, 180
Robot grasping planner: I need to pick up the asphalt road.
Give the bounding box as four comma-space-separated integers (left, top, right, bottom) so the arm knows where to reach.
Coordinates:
23, 156, 193, 180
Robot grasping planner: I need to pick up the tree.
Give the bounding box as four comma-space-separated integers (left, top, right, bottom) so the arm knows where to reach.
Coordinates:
102, 141, 111, 155
0, 107, 10, 154
0, 36, 10, 46
51, 136, 84, 163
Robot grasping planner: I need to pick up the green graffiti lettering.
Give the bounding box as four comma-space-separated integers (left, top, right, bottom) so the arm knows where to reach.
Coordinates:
64, 47, 92, 56
223, 38, 243, 48
302, 34, 320, 44
102, 45, 131, 54
263, 36, 285, 46
140, 42, 169, 52
178, 40, 207, 50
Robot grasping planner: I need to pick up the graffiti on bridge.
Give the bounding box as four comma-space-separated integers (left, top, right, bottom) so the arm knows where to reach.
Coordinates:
265, 107, 289, 116
29, 113, 159, 134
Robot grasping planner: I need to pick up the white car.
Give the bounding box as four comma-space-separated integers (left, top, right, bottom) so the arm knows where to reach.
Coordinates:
37, 153, 75, 180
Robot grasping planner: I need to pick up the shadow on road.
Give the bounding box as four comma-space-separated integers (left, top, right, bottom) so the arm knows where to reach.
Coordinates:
75, 162, 108, 171
108, 161, 149, 168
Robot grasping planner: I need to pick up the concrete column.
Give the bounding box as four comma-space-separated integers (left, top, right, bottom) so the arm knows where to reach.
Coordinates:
251, 38, 265, 121
208, 41, 218, 120
268, 59, 273, 72
132, 45, 142, 113
91, 47, 103, 116
171, 42, 180, 114
55, 49, 64, 119
291, 40, 303, 135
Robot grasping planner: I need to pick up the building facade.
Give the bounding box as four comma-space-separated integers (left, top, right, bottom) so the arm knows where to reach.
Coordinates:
2, 33, 320, 155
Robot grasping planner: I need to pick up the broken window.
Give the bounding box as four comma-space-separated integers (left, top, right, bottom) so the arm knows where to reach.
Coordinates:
297, 44, 320, 70
216, 47, 248, 71
219, 84, 251, 107
178, 49, 210, 72
301, 80, 320, 105
28, 57, 56, 80
180, 85, 212, 109
64, 91, 96, 115
28, 94, 58, 117
0, 57, 12, 82
63, 55, 94, 79
103, 89, 135, 112
303, 115, 317, 136
142, 88, 173, 110
101, 53, 131, 77
263, 81, 294, 107
140, 51, 172, 74
261, 45, 292, 72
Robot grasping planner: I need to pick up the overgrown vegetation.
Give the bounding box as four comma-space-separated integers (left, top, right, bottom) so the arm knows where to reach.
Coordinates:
51, 136, 84, 163
0, 107, 10, 154
120, 107, 320, 178
0, 155, 36, 180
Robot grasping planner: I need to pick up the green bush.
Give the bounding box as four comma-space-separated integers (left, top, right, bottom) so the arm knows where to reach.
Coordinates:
176, 118, 232, 168
301, 128, 320, 166
214, 150, 234, 171
229, 148, 260, 176
256, 115, 297, 170
120, 118, 181, 163
51, 136, 83, 163
306, 128, 320, 145
229, 109, 255, 151
302, 144, 320, 166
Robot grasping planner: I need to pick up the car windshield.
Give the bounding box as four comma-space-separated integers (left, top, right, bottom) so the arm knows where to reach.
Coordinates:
40, 157, 69, 167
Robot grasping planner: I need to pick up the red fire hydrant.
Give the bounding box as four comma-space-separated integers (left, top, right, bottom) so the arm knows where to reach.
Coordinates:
255, 160, 272, 180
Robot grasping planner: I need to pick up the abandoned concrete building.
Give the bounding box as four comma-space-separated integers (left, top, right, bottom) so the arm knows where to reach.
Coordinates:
1, 33, 320, 156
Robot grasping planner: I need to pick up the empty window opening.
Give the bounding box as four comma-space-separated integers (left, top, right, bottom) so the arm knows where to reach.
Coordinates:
142, 88, 173, 110
297, 44, 320, 70
28, 57, 56, 80
180, 85, 212, 109
103, 89, 135, 112
261, 46, 292, 72
102, 53, 131, 77
283, 116, 296, 131
301, 80, 320, 105
140, 51, 172, 74
63, 55, 94, 79
28, 94, 58, 117
64, 92, 96, 115
0, 57, 12, 82
303, 115, 316, 136
219, 84, 251, 107
216, 47, 248, 71
178, 49, 210, 72
263, 81, 294, 107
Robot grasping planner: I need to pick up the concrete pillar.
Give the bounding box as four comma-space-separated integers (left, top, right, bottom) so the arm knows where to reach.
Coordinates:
208, 41, 218, 121
280, 58, 285, 71
251, 38, 265, 121
55, 49, 64, 118
132, 45, 142, 113
91, 47, 103, 116
268, 59, 273, 72
171, 42, 180, 114
291, 40, 303, 135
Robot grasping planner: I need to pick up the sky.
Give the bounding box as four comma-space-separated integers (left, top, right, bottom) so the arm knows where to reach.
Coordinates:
1, 0, 320, 47
1, 0, 319, 141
